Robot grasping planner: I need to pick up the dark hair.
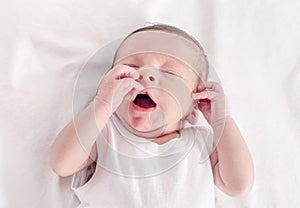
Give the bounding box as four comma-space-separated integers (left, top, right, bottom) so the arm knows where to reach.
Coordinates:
114, 23, 209, 82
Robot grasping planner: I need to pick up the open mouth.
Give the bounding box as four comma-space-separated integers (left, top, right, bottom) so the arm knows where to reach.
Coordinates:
133, 93, 157, 109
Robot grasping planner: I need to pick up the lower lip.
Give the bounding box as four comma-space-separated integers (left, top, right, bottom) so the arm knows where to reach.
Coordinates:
130, 101, 157, 112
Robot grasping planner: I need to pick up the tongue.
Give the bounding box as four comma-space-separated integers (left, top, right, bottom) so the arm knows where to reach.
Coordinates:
134, 95, 156, 108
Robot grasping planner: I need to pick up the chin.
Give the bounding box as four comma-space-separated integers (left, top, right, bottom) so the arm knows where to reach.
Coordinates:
129, 118, 157, 132
119, 116, 165, 138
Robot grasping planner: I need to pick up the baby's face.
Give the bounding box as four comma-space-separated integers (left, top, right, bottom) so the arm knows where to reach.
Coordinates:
115, 52, 200, 138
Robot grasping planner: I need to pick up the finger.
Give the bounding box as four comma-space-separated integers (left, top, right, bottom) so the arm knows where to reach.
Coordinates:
193, 91, 219, 100
192, 91, 209, 100
196, 82, 223, 94
119, 78, 144, 94
118, 70, 141, 80
203, 82, 224, 93
129, 70, 141, 80
205, 90, 219, 100
111, 64, 137, 79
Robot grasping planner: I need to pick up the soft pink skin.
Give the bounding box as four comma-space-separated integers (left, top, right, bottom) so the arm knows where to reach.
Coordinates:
115, 53, 199, 139
51, 51, 253, 197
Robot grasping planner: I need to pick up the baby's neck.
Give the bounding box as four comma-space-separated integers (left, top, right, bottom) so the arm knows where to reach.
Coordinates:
149, 131, 180, 145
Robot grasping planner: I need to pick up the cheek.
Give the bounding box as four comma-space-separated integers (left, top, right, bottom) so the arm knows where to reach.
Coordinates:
186, 73, 200, 91
115, 94, 131, 117
158, 94, 186, 118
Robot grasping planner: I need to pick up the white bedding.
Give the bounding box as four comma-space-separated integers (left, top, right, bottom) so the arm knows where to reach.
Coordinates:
1, 0, 299, 207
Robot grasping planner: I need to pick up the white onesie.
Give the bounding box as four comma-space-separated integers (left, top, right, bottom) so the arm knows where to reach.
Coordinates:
71, 114, 215, 208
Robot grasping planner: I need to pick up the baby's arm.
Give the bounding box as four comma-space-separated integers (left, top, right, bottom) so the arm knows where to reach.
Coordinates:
193, 82, 254, 197
50, 65, 143, 176
209, 116, 254, 197
50, 100, 110, 176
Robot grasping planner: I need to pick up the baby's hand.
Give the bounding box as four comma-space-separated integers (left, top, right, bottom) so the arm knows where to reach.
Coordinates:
192, 82, 228, 124
94, 64, 144, 115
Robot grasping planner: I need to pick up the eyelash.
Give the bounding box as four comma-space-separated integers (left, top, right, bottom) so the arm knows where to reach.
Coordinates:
123, 65, 179, 77
163, 70, 177, 76
125, 64, 139, 68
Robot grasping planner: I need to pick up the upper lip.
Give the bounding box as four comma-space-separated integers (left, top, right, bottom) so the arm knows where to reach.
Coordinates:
132, 89, 145, 98
131, 90, 157, 105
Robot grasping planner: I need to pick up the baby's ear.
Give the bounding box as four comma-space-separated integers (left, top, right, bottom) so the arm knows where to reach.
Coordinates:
185, 108, 198, 125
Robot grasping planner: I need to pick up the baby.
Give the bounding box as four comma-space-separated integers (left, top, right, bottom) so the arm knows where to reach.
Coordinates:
50, 24, 254, 208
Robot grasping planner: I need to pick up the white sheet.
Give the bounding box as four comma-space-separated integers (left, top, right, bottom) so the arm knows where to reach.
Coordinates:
1, 0, 299, 207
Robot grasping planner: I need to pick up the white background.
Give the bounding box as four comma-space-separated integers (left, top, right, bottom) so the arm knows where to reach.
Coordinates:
0, 0, 299, 207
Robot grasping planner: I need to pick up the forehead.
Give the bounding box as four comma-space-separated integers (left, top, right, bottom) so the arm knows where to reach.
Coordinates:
114, 30, 205, 75
117, 52, 187, 66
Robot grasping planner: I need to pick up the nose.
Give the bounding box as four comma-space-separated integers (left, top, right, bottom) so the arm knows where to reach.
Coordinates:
138, 74, 155, 82
137, 69, 157, 83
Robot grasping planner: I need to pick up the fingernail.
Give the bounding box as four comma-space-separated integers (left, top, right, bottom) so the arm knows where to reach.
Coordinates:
132, 71, 140, 80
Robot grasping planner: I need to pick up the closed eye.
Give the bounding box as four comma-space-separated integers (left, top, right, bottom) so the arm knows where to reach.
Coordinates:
162, 70, 179, 76
124, 64, 139, 68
